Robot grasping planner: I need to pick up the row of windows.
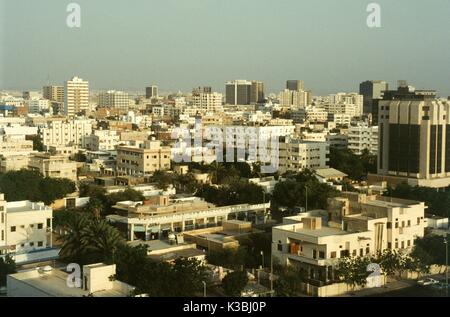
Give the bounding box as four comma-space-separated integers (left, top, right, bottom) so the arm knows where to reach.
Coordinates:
10, 223, 45, 232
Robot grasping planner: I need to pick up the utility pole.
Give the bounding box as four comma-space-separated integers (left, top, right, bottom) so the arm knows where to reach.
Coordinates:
202, 281, 207, 297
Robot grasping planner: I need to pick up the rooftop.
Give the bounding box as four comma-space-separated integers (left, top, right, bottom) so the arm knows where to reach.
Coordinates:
5, 200, 51, 213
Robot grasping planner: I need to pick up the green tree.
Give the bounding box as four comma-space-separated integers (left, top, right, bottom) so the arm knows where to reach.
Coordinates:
151, 171, 173, 191
0, 255, 17, 287
222, 271, 249, 297
274, 265, 306, 297
335, 256, 372, 289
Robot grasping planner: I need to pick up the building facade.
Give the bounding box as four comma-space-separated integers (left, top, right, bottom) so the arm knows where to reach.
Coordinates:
64, 77, 89, 116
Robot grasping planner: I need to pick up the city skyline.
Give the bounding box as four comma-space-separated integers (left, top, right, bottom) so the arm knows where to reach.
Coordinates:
1, 0, 450, 95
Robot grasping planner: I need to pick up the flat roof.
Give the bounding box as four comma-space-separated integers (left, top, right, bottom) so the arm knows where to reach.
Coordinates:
315, 168, 347, 178
9, 269, 127, 297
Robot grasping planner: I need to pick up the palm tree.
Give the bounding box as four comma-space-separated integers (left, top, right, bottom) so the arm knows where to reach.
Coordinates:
83, 219, 126, 264
58, 213, 91, 264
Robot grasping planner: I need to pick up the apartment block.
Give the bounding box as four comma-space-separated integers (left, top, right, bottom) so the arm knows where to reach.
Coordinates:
0, 135, 34, 157
272, 192, 425, 286
116, 140, 171, 176
347, 124, 378, 155
278, 137, 329, 174
98, 90, 129, 110
83, 130, 120, 151
41, 119, 93, 147
28, 153, 77, 181
43, 86, 64, 103
0, 194, 54, 261
64, 77, 89, 116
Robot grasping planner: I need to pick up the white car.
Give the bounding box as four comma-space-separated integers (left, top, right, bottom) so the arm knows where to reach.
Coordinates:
417, 278, 439, 286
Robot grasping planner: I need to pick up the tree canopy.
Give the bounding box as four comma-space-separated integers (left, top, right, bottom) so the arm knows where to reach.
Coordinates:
0, 170, 76, 204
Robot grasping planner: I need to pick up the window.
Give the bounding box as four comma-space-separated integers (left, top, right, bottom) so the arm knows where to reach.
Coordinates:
11, 226, 16, 232
395, 222, 399, 228
319, 251, 325, 259
387, 242, 392, 249
38, 241, 43, 247
313, 250, 317, 259
47, 218, 51, 227
30, 242, 34, 247
330, 251, 337, 258
277, 243, 282, 252
387, 222, 392, 229
401, 241, 405, 249
360, 249, 364, 257
407, 240, 411, 247
417, 217, 420, 225
407, 220, 411, 227
38, 223, 43, 229
366, 247, 370, 254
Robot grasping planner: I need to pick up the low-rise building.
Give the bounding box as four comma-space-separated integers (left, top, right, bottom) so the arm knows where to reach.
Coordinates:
28, 153, 77, 181
347, 124, 378, 155
107, 195, 269, 242
0, 194, 57, 265
7, 263, 134, 297
116, 140, 171, 176
272, 193, 425, 291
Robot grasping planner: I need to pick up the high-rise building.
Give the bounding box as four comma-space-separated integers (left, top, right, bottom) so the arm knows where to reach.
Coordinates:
250, 81, 265, 103
359, 80, 389, 115
146, 85, 159, 99
192, 89, 223, 112
287, 80, 305, 91
225, 80, 252, 105
64, 77, 89, 116
98, 90, 129, 110
375, 94, 450, 188
278, 89, 311, 108
43, 86, 64, 103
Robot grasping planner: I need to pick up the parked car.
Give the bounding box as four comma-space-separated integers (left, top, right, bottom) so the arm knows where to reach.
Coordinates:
417, 278, 439, 286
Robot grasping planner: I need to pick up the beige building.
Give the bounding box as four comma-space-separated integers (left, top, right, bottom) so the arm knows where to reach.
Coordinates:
43, 85, 64, 103
64, 76, 89, 116
0, 135, 34, 157
28, 153, 77, 181
116, 140, 171, 176
272, 192, 425, 287
0, 155, 30, 173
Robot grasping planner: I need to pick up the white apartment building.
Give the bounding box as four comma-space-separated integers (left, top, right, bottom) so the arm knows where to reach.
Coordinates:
107, 195, 269, 241
41, 119, 93, 147
278, 137, 329, 174
325, 93, 363, 117
327, 113, 352, 126
0, 95, 25, 108
0, 125, 38, 137
64, 76, 89, 116
98, 90, 129, 110
27, 98, 50, 114
0, 194, 54, 263
0, 155, 30, 173
306, 106, 328, 123
326, 133, 348, 150
192, 92, 223, 112
83, 129, 120, 151
28, 153, 77, 181
0, 135, 34, 157
347, 124, 378, 155
272, 192, 425, 289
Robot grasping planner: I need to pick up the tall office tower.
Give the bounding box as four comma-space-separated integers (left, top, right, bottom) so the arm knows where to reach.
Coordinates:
98, 90, 129, 110
376, 93, 450, 188
64, 77, 89, 116
43, 86, 64, 103
146, 85, 159, 99
250, 81, 265, 103
286, 80, 305, 91
359, 80, 389, 116
225, 80, 252, 105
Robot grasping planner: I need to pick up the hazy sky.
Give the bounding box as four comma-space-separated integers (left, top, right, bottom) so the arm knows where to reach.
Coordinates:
1, 0, 450, 95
